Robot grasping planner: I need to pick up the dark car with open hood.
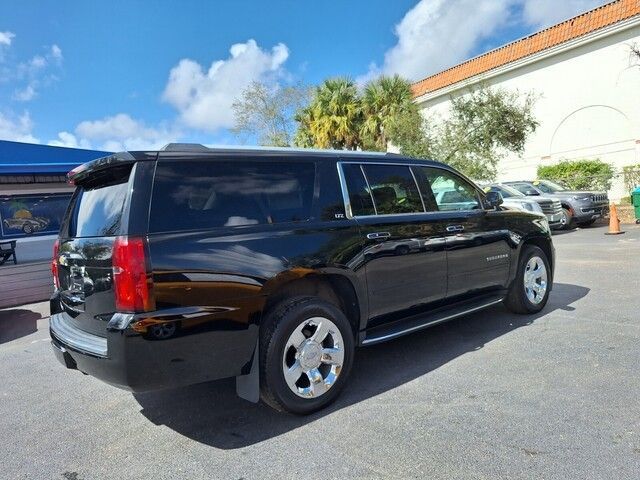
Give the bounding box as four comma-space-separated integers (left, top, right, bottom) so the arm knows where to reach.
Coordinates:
50, 144, 554, 414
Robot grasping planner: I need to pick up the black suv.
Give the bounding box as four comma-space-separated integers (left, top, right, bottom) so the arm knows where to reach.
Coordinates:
504, 180, 609, 229
50, 144, 554, 414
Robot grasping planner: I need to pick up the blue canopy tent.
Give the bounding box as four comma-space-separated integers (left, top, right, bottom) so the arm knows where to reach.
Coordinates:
0, 140, 110, 176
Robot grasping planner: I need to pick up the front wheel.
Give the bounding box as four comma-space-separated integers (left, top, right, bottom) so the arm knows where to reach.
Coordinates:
260, 296, 355, 414
504, 245, 551, 314
559, 208, 573, 230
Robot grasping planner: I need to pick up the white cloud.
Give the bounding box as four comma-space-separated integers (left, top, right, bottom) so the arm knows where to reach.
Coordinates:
48, 131, 91, 149
521, 0, 605, 29
0, 111, 38, 143
50, 44, 63, 62
369, 0, 608, 82
163, 39, 290, 132
0, 30, 15, 62
0, 31, 14, 46
373, 0, 513, 81
11, 44, 64, 101
50, 113, 180, 151
13, 84, 36, 101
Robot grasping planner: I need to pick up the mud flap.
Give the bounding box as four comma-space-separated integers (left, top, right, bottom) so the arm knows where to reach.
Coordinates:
236, 340, 259, 403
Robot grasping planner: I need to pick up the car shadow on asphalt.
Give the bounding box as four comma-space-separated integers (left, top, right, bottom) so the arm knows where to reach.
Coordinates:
551, 222, 608, 236
133, 282, 589, 449
0, 308, 42, 344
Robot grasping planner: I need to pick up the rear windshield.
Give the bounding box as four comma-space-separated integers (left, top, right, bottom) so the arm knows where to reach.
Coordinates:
67, 164, 132, 237
149, 160, 315, 233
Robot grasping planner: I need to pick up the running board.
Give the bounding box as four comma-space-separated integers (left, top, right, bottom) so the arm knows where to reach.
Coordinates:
362, 294, 504, 346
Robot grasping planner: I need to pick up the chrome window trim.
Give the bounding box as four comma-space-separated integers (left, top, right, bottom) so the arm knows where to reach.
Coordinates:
359, 164, 378, 215
337, 160, 486, 219
409, 166, 427, 213
336, 162, 353, 219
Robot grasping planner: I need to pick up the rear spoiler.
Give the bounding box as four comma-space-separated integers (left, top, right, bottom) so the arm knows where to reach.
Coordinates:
67, 151, 148, 185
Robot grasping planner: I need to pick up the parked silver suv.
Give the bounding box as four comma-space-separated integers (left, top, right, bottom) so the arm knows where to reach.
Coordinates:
504, 180, 608, 229
482, 184, 563, 229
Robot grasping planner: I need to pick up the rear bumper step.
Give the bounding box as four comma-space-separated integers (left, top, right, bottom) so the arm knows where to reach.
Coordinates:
50, 313, 108, 357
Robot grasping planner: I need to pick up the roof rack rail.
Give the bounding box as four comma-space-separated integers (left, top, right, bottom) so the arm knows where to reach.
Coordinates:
160, 143, 210, 152
159, 143, 391, 156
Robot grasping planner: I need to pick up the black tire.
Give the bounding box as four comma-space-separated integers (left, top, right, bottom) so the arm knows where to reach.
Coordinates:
395, 245, 410, 255
559, 208, 573, 230
22, 223, 33, 234
576, 219, 597, 227
259, 296, 355, 414
504, 245, 551, 314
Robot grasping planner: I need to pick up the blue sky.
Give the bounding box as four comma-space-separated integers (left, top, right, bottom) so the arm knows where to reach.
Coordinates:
0, 0, 605, 151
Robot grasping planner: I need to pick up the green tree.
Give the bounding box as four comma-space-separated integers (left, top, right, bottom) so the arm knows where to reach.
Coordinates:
232, 81, 309, 147
393, 86, 538, 181
360, 75, 420, 151
294, 78, 363, 150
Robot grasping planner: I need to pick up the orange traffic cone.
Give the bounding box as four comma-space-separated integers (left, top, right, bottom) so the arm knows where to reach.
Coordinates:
605, 203, 625, 235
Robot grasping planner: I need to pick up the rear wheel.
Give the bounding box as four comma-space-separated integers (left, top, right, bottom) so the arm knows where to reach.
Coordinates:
504, 245, 551, 314
559, 208, 573, 230
260, 296, 354, 414
22, 223, 33, 234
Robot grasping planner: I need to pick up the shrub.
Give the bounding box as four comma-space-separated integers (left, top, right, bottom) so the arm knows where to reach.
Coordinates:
537, 159, 614, 191
622, 164, 640, 193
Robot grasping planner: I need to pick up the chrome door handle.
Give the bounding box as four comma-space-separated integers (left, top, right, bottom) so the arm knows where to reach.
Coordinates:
446, 225, 464, 232
367, 232, 391, 240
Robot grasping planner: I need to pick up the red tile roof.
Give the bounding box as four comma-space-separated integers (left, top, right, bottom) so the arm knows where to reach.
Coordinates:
411, 0, 640, 98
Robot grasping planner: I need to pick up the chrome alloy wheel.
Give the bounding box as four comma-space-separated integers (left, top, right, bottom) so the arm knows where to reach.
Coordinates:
524, 256, 548, 305
559, 211, 567, 226
282, 316, 345, 398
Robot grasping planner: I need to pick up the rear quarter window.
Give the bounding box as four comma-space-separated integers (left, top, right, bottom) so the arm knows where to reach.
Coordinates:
149, 160, 316, 233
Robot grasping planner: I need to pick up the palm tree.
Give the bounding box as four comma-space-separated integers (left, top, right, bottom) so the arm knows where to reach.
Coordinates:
294, 78, 362, 150
360, 75, 418, 151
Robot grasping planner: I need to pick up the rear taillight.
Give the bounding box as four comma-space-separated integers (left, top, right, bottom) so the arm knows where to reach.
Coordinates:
52, 239, 60, 289
112, 236, 155, 312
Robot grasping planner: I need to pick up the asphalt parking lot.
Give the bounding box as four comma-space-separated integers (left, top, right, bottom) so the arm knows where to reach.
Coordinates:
1, 223, 639, 480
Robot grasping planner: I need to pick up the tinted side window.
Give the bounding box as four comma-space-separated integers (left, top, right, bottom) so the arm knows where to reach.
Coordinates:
511, 183, 533, 195
484, 186, 513, 198
362, 164, 424, 215
496, 186, 514, 198
420, 168, 480, 211
342, 163, 375, 216
150, 160, 315, 232
535, 182, 552, 194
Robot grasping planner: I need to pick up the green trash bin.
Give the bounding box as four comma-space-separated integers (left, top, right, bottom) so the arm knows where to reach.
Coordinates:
632, 186, 640, 224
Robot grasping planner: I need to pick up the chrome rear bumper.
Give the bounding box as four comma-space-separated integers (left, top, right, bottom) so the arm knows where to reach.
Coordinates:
50, 313, 107, 357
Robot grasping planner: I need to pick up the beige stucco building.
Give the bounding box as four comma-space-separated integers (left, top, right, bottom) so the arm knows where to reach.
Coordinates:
412, 0, 640, 200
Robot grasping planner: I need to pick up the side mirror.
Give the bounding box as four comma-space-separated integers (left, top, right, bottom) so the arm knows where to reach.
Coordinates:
524, 189, 540, 196
485, 190, 503, 209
